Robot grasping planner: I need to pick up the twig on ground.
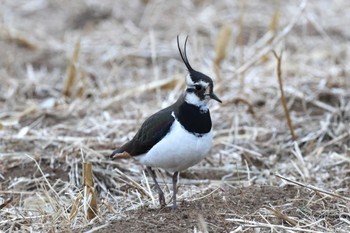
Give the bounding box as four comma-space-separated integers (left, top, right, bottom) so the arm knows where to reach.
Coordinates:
264, 205, 298, 226
225, 218, 322, 233
275, 173, 350, 202
272, 50, 296, 141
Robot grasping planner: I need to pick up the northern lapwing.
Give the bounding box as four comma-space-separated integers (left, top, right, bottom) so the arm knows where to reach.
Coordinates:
111, 36, 221, 210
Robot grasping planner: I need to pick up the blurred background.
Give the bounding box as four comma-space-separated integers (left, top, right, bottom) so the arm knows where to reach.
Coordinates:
1, 0, 350, 232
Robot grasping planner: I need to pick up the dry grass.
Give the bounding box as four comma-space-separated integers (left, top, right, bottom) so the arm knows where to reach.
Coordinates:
1, 0, 350, 232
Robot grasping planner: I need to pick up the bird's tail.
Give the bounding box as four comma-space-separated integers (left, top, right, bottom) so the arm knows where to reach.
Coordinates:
110, 149, 131, 160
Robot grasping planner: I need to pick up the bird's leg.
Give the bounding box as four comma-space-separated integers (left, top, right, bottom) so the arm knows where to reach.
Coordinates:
146, 167, 166, 207
172, 171, 179, 210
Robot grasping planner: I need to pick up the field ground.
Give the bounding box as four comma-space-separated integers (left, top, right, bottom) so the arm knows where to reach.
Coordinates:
1, 0, 350, 232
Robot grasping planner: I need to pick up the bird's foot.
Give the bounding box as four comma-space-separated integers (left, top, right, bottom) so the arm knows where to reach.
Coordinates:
171, 202, 178, 211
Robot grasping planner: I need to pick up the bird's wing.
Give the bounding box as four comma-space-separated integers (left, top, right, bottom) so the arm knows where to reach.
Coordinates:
111, 106, 175, 157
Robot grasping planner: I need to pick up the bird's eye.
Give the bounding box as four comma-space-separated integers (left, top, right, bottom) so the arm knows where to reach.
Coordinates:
195, 85, 203, 91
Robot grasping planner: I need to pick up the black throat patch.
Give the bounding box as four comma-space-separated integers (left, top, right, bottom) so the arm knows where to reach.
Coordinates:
175, 101, 212, 136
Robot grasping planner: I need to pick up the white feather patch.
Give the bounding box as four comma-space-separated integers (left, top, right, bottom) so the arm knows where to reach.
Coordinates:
135, 113, 213, 173
185, 92, 209, 112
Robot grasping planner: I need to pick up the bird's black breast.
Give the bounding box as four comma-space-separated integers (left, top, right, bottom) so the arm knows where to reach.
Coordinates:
175, 102, 212, 135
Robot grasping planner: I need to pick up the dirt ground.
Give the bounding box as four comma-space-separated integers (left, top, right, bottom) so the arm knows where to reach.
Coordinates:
98, 186, 301, 233
1, 0, 350, 232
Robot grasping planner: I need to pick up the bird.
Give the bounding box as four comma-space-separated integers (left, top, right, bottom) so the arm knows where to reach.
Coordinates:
110, 36, 221, 210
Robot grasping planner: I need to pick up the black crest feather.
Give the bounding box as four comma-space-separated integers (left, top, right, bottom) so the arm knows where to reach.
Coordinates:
177, 35, 194, 72
176, 35, 214, 85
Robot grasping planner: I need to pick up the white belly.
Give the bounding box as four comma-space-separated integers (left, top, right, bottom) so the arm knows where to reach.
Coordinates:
135, 119, 213, 173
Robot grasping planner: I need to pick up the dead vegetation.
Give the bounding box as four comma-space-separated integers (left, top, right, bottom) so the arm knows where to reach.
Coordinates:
1, 0, 350, 232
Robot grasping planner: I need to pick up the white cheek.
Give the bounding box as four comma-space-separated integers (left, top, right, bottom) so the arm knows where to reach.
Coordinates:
185, 92, 200, 104
185, 92, 209, 111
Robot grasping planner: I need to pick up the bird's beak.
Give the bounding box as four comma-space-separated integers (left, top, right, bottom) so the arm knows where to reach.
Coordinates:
210, 92, 222, 103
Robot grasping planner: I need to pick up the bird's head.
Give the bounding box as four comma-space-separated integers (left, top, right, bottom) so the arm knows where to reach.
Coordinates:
177, 36, 222, 108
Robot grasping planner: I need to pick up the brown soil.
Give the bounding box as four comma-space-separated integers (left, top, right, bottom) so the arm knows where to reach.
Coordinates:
95, 185, 300, 233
